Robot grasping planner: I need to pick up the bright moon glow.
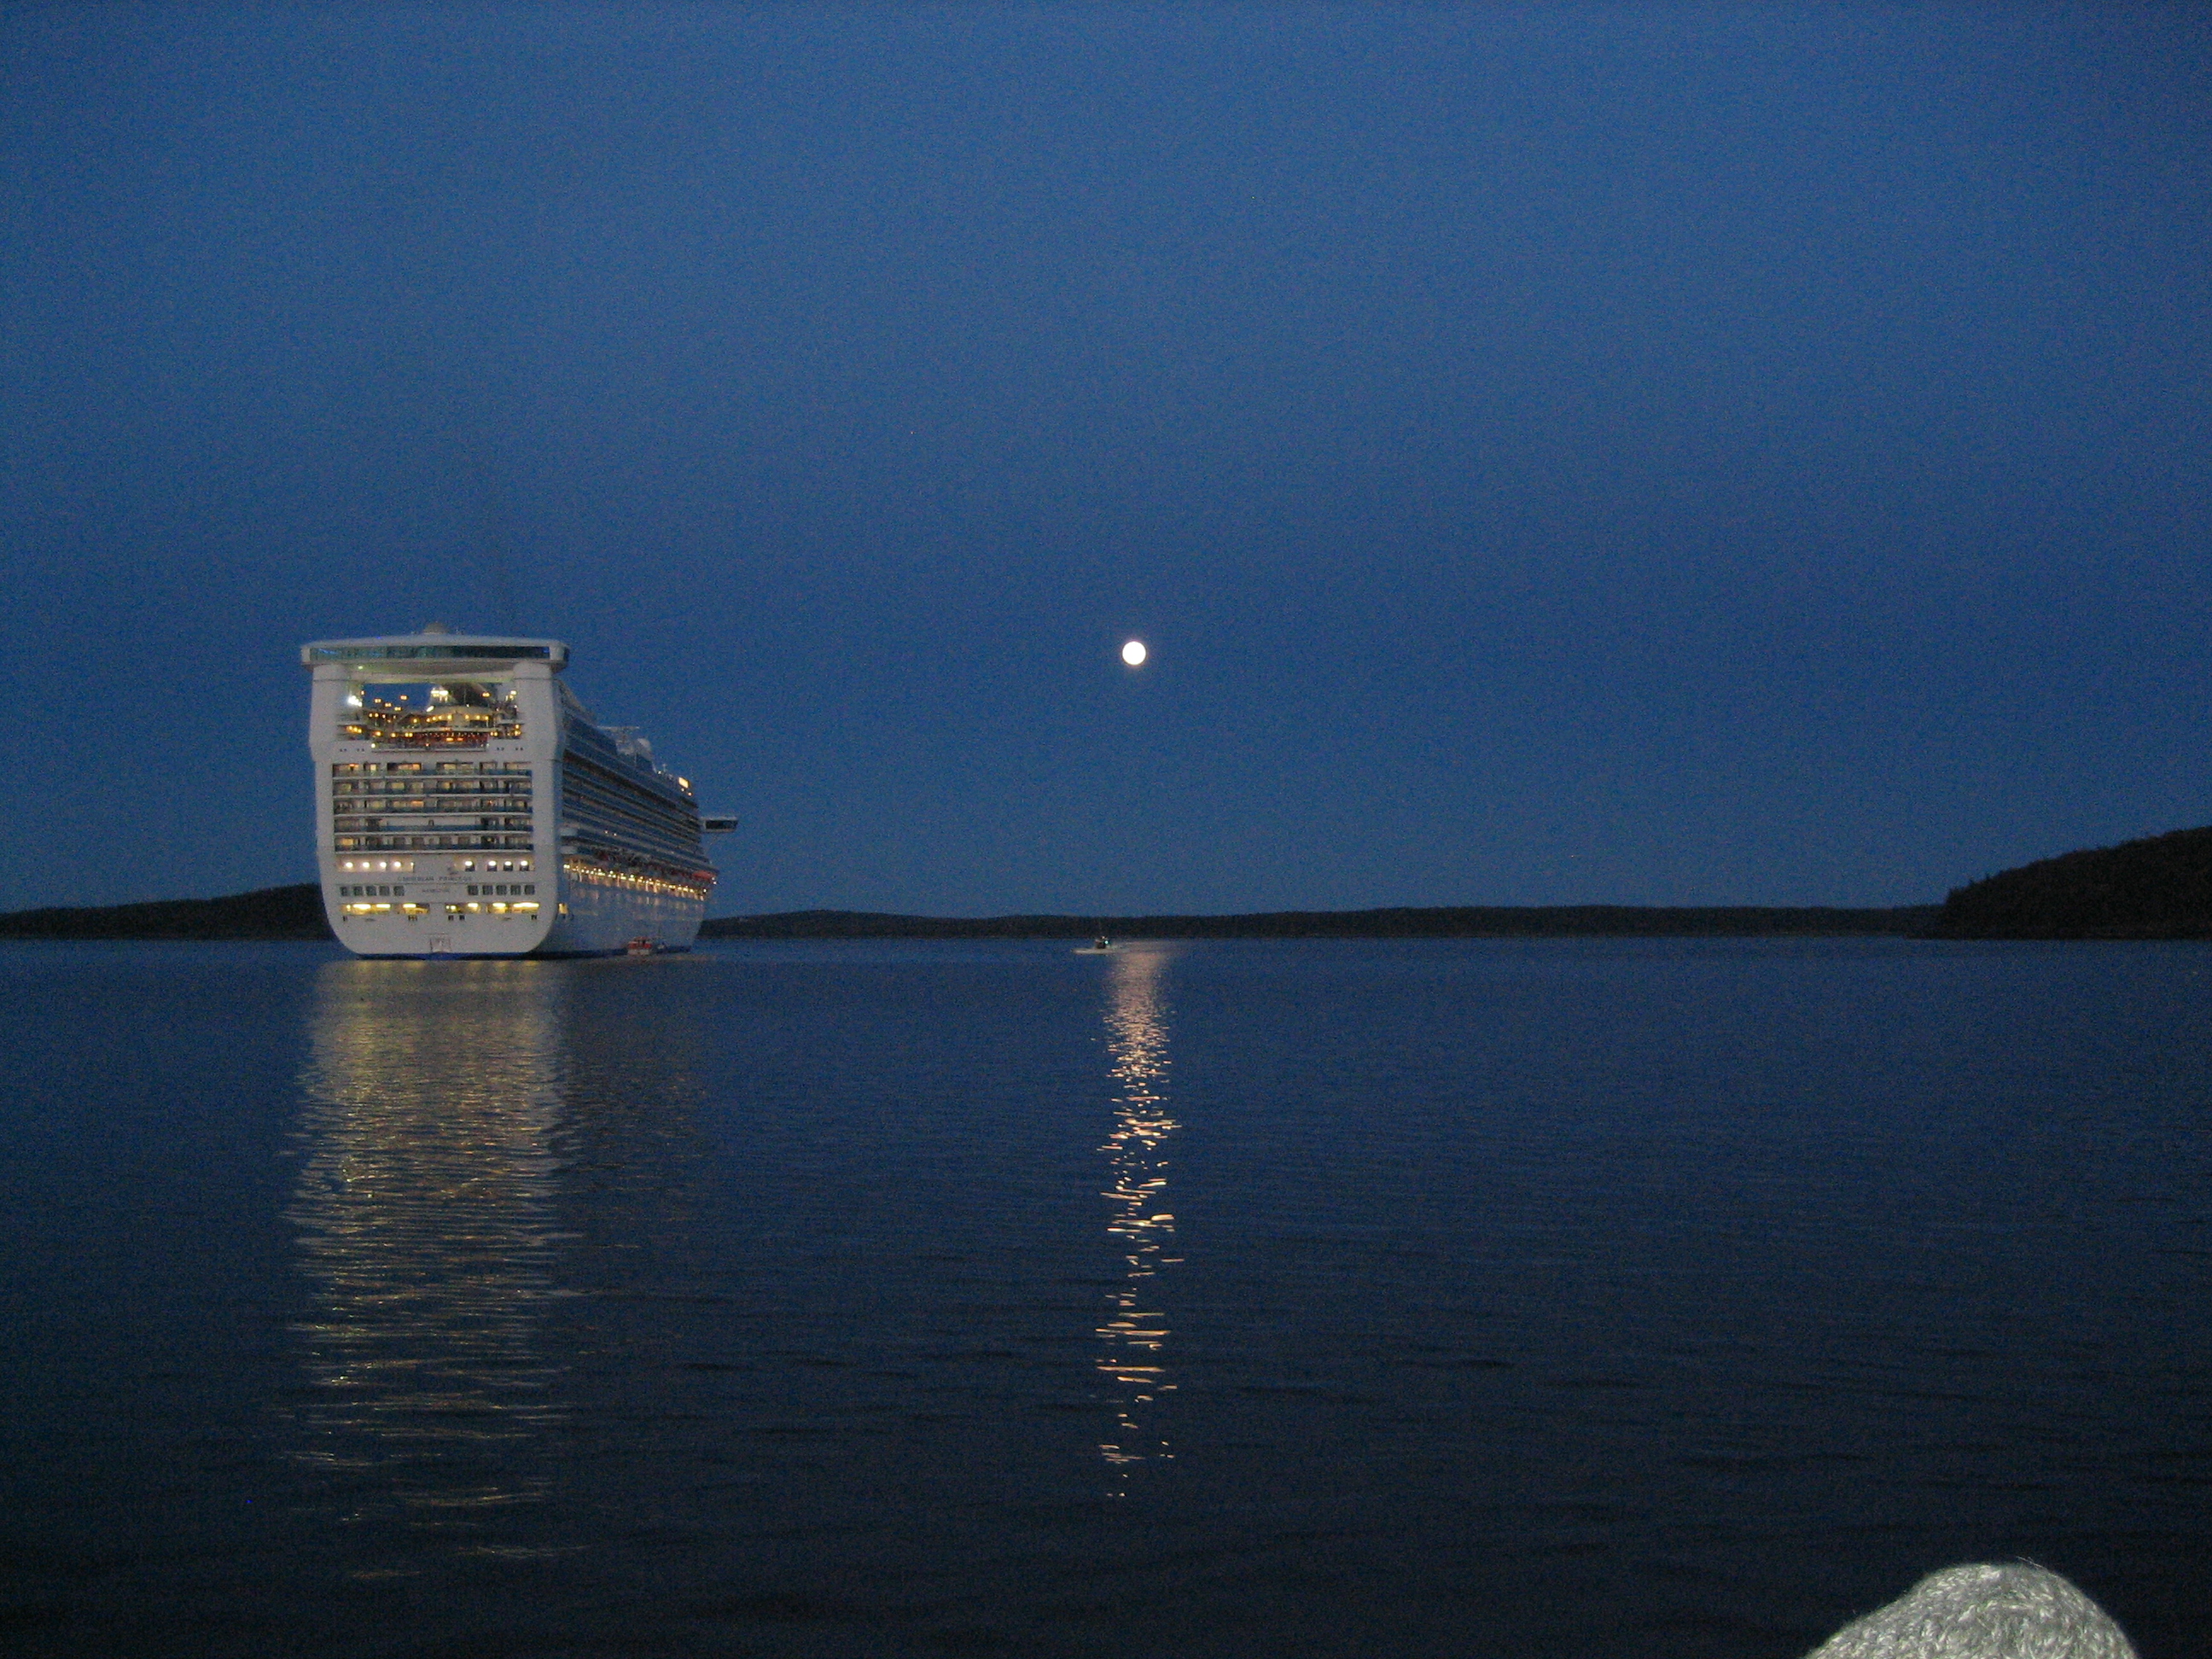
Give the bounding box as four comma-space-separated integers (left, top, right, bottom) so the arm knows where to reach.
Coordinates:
1121, 639, 1148, 667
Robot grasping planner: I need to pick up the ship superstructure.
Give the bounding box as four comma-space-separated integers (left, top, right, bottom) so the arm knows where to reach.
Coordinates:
302, 628, 725, 957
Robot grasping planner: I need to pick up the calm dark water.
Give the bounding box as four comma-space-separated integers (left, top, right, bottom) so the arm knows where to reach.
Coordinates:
1, 937, 2206, 1657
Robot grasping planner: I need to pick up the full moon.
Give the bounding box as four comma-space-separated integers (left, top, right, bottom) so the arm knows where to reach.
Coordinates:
1121, 639, 1148, 667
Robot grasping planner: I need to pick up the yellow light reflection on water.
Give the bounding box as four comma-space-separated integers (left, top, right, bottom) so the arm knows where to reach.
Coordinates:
288, 959, 573, 1529
1096, 946, 1181, 1483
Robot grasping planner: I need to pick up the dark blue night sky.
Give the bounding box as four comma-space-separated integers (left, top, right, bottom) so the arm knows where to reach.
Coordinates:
4, 6, 2207, 915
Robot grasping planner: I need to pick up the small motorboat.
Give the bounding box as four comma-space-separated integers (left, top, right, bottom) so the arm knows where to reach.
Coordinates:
626, 936, 660, 957
1073, 934, 1121, 955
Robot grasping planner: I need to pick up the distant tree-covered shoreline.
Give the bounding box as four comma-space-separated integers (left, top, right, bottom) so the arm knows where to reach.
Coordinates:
697, 905, 1937, 940
0, 887, 1940, 942
0, 884, 334, 940
15, 822, 2212, 943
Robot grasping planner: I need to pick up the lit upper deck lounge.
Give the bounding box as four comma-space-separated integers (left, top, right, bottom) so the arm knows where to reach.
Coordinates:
305, 630, 568, 752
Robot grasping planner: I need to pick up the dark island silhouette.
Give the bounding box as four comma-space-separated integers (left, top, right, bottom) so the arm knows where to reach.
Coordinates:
1929, 824, 2212, 940
0, 883, 331, 940
7, 824, 2211, 941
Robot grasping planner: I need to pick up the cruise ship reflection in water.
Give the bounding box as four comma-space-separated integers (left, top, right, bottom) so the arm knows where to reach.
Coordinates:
290, 959, 575, 1534
1096, 946, 1181, 1485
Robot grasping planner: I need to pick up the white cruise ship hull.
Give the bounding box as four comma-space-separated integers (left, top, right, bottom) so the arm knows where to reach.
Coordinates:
301, 632, 722, 959
329, 886, 705, 959
539, 878, 704, 956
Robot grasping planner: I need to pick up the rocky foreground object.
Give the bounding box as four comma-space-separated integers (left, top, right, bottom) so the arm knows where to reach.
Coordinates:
1807, 1563, 2134, 1659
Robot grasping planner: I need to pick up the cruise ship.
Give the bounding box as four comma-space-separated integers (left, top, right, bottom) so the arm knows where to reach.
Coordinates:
302, 627, 732, 958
